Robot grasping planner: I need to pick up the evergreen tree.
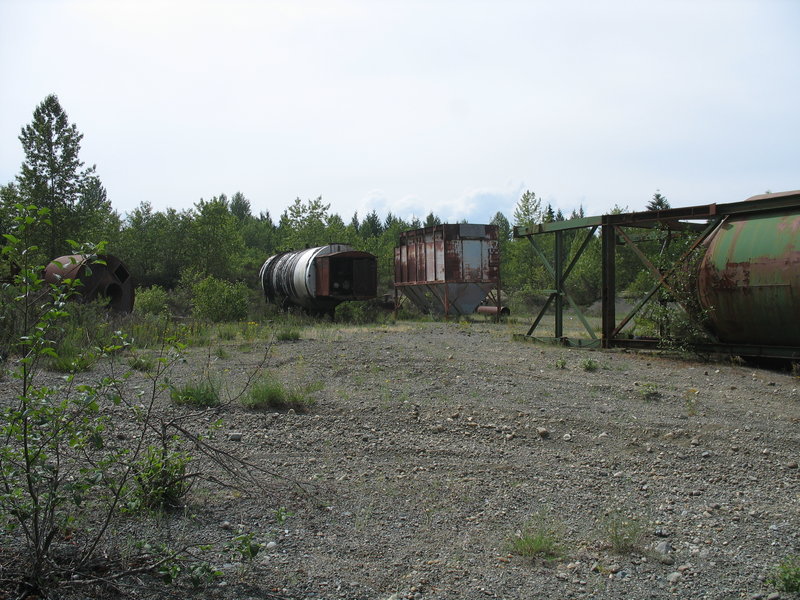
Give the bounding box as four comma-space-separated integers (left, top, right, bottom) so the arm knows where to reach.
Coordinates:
647, 190, 670, 211
360, 210, 383, 238
423, 212, 441, 227
16, 94, 96, 258
489, 212, 511, 242
512, 190, 541, 227
230, 191, 252, 221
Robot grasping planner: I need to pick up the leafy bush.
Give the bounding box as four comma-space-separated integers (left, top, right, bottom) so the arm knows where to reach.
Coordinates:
581, 358, 599, 372
131, 444, 193, 510
191, 276, 249, 322
135, 285, 170, 315
769, 555, 800, 593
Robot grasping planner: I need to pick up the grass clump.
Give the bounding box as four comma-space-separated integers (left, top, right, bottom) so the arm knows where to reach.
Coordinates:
769, 555, 800, 593
170, 379, 221, 407
638, 382, 661, 401
581, 358, 599, 372
555, 358, 567, 370
242, 375, 320, 413
276, 328, 301, 341
602, 511, 643, 554
509, 511, 563, 560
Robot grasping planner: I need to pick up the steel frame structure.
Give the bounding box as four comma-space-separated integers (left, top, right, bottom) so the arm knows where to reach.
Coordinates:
512, 191, 800, 358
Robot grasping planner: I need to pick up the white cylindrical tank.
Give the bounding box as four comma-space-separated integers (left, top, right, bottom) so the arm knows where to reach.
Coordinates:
259, 244, 377, 314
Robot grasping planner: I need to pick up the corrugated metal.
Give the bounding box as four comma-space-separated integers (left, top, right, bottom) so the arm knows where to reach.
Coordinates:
698, 210, 800, 345
260, 244, 377, 314
394, 224, 500, 316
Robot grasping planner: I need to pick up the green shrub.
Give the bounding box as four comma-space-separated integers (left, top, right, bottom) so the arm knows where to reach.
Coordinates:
769, 555, 800, 593
135, 285, 170, 315
581, 358, 599, 372
132, 445, 193, 510
191, 276, 249, 323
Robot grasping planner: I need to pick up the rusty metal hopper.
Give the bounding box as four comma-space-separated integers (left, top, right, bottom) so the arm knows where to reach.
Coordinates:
394, 224, 500, 316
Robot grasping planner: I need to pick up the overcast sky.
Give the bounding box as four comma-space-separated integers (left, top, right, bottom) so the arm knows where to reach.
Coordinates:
1, 0, 798, 225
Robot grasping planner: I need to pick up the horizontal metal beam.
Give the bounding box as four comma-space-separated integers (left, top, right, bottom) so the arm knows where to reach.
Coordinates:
513, 191, 800, 239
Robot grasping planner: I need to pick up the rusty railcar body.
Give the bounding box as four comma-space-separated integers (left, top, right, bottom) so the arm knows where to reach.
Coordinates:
259, 244, 377, 315
394, 223, 501, 317
44, 254, 135, 313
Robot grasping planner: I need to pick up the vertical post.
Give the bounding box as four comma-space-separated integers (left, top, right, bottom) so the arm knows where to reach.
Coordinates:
601, 222, 616, 348
554, 229, 564, 339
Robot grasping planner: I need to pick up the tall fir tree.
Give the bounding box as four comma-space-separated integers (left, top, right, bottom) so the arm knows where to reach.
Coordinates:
16, 94, 96, 258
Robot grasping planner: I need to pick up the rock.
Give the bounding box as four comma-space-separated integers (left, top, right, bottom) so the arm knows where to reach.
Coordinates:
536, 427, 550, 439
666, 571, 682, 584
228, 432, 243, 441
266, 541, 277, 550
655, 540, 673, 554
767, 593, 781, 600
562, 433, 572, 441
787, 461, 798, 469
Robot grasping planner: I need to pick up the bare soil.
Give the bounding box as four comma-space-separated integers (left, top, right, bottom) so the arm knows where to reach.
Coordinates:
6, 320, 800, 599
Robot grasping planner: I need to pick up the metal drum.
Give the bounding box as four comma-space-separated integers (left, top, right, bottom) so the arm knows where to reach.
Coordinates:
259, 244, 377, 314
44, 254, 135, 313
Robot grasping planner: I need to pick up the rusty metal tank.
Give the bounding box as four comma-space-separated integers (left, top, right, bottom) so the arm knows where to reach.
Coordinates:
697, 205, 800, 346
394, 224, 500, 316
44, 254, 135, 313
259, 244, 377, 314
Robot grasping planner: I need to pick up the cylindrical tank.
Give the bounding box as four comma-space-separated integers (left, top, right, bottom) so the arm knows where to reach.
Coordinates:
259, 244, 377, 314
44, 254, 135, 313
697, 210, 800, 346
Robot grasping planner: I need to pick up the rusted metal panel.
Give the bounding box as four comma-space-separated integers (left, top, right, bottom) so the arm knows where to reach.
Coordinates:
394, 224, 501, 316
44, 254, 135, 313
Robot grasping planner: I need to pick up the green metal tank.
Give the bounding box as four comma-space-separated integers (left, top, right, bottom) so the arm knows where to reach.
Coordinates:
697, 209, 800, 346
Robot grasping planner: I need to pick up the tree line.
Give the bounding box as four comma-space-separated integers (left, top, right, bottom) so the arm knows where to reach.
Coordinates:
1, 95, 668, 310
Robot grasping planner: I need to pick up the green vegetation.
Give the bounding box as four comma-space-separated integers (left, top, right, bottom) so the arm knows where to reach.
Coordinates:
602, 511, 643, 554
135, 284, 170, 315
170, 378, 221, 407
769, 555, 800, 594
242, 374, 321, 412
639, 382, 661, 401
131, 444, 194, 510
509, 511, 563, 560
0, 203, 286, 595
277, 327, 301, 341
581, 358, 599, 372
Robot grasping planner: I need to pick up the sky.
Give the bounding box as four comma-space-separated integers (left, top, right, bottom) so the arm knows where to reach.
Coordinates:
1, 0, 798, 226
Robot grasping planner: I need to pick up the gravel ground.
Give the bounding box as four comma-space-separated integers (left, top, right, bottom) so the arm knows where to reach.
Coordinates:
4, 320, 800, 599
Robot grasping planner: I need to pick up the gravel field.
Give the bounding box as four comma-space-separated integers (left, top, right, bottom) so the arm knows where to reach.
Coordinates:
4, 320, 800, 599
